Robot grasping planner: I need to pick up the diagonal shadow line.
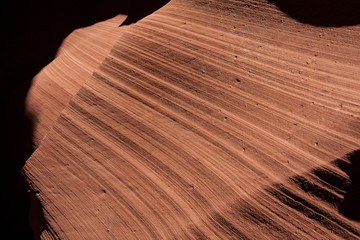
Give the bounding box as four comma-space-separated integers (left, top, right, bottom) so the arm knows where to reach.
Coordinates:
337, 150, 360, 220
210, 150, 360, 239
264, 149, 360, 238
283, 150, 360, 221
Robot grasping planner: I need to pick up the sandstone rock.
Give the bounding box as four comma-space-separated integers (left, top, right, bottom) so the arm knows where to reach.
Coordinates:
24, 0, 360, 238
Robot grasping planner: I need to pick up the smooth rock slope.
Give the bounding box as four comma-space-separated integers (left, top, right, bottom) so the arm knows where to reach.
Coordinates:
24, 0, 360, 239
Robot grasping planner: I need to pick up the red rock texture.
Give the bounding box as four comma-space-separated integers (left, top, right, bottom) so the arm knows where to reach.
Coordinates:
26, 14, 128, 148
23, 0, 360, 238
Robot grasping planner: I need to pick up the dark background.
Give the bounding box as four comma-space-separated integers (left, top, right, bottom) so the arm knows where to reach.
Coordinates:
268, 0, 360, 27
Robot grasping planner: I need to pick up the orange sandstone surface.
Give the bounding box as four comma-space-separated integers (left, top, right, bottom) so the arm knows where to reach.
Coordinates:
25, 14, 128, 148
24, 0, 360, 239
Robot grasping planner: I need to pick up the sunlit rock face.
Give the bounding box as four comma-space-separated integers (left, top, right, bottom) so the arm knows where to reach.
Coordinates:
26, 14, 128, 148
24, 0, 360, 239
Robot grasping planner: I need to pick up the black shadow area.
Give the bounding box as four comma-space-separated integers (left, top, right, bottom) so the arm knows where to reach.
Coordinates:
207, 150, 360, 239
337, 150, 360, 220
121, 0, 170, 26
265, 149, 360, 233
267, 0, 360, 27
0, 0, 169, 239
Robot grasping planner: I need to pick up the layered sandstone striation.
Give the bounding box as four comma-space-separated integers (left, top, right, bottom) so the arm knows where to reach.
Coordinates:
24, 0, 360, 239
25, 14, 128, 148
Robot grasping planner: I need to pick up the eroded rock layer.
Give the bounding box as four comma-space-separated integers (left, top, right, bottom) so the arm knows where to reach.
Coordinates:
26, 14, 127, 147
24, 0, 360, 239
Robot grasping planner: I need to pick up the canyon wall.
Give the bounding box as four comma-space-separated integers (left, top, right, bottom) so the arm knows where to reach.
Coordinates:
24, 0, 360, 238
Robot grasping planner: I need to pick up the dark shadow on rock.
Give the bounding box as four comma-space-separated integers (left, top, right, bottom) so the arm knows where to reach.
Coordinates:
337, 150, 360, 221
0, 0, 169, 239
28, 189, 49, 240
267, 0, 360, 27
208, 150, 360, 239
285, 150, 360, 222
258, 150, 360, 238
265, 149, 360, 230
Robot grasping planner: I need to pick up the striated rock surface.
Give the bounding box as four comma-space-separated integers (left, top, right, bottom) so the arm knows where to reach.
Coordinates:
26, 14, 128, 148
24, 0, 360, 239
